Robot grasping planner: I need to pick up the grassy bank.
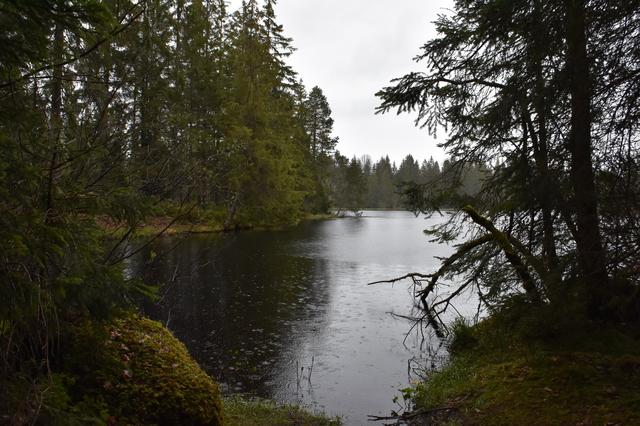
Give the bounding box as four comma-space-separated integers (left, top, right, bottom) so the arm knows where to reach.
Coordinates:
223, 396, 340, 426
408, 312, 640, 425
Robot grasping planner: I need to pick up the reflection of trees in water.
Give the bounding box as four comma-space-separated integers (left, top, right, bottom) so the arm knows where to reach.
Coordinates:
129, 232, 333, 397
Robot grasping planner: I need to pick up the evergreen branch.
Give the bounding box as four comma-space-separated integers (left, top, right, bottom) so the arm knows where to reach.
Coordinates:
0, 4, 144, 89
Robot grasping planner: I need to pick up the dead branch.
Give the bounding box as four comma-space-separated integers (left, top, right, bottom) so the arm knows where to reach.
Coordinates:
418, 234, 493, 301
461, 206, 541, 301
367, 406, 458, 424
416, 234, 494, 336
368, 272, 432, 286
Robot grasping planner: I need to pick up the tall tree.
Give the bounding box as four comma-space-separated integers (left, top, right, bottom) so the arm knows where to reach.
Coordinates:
564, 0, 609, 315
304, 86, 338, 160
223, 0, 308, 226
0, 0, 329, 393
377, 0, 640, 323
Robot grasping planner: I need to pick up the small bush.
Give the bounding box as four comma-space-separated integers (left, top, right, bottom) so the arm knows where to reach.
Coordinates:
447, 317, 478, 355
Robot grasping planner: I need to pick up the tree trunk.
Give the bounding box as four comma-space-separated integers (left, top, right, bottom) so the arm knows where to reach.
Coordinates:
564, 0, 609, 316
532, 0, 559, 273
46, 23, 64, 217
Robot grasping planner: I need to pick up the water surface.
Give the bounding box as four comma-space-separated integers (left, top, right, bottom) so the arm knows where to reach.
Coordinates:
127, 210, 473, 424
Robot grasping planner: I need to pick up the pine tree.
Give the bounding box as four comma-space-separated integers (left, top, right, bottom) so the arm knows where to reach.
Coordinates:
0, 0, 149, 377
304, 86, 338, 160
222, 0, 308, 226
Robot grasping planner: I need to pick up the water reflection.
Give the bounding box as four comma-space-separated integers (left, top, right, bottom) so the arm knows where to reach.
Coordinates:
126, 211, 470, 425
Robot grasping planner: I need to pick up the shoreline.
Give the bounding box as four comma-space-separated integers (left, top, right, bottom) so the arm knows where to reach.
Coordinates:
403, 316, 640, 425
100, 212, 338, 239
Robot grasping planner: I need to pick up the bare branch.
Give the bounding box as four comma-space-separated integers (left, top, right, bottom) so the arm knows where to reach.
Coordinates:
368, 272, 432, 286
462, 206, 541, 301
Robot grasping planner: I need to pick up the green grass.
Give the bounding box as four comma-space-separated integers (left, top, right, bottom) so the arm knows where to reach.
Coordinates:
301, 212, 338, 221
411, 315, 640, 425
223, 396, 341, 426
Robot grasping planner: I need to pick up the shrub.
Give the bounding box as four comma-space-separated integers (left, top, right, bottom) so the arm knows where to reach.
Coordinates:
447, 317, 478, 355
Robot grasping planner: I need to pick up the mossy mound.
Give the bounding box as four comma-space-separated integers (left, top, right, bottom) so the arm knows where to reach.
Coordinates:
69, 315, 223, 425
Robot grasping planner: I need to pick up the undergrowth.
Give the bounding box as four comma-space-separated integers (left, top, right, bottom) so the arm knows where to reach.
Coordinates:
410, 298, 640, 425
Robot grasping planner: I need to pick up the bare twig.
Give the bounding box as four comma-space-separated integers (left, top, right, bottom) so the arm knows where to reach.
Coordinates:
368, 272, 432, 286
367, 406, 457, 423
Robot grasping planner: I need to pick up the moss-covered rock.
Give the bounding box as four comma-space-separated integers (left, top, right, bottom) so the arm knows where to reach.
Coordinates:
69, 315, 223, 425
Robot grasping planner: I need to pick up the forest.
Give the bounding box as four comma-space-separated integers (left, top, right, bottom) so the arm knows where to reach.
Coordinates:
0, 0, 344, 423
2, 0, 640, 425
328, 153, 487, 212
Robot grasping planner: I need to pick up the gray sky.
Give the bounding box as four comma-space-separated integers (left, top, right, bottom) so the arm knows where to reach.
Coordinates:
229, 0, 453, 164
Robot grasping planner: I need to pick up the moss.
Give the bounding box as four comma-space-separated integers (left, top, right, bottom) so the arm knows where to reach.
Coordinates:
412, 318, 640, 425
68, 315, 223, 425
223, 396, 341, 426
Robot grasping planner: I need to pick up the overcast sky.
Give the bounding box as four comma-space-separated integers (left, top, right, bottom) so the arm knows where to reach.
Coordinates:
229, 0, 453, 164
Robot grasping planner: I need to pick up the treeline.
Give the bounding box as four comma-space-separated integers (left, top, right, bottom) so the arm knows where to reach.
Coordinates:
328, 153, 487, 212
2, 0, 342, 232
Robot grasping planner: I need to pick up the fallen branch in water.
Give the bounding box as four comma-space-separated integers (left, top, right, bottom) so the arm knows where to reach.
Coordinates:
368, 272, 432, 286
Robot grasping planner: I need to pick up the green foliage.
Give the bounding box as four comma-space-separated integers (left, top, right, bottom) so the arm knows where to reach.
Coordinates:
303, 86, 338, 159
0, 0, 339, 389
331, 154, 367, 213
376, 0, 640, 325
447, 317, 478, 356
325, 153, 487, 211
0, 0, 363, 423
487, 292, 640, 357
0, 372, 110, 425
0, 1, 153, 375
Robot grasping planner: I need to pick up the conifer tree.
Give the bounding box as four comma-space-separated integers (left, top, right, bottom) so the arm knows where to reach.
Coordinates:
378, 0, 640, 322
304, 86, 338, 160
223, 0, 308, 225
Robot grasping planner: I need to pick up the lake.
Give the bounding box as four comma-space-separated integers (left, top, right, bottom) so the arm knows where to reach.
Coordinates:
125, 210, 475, 425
